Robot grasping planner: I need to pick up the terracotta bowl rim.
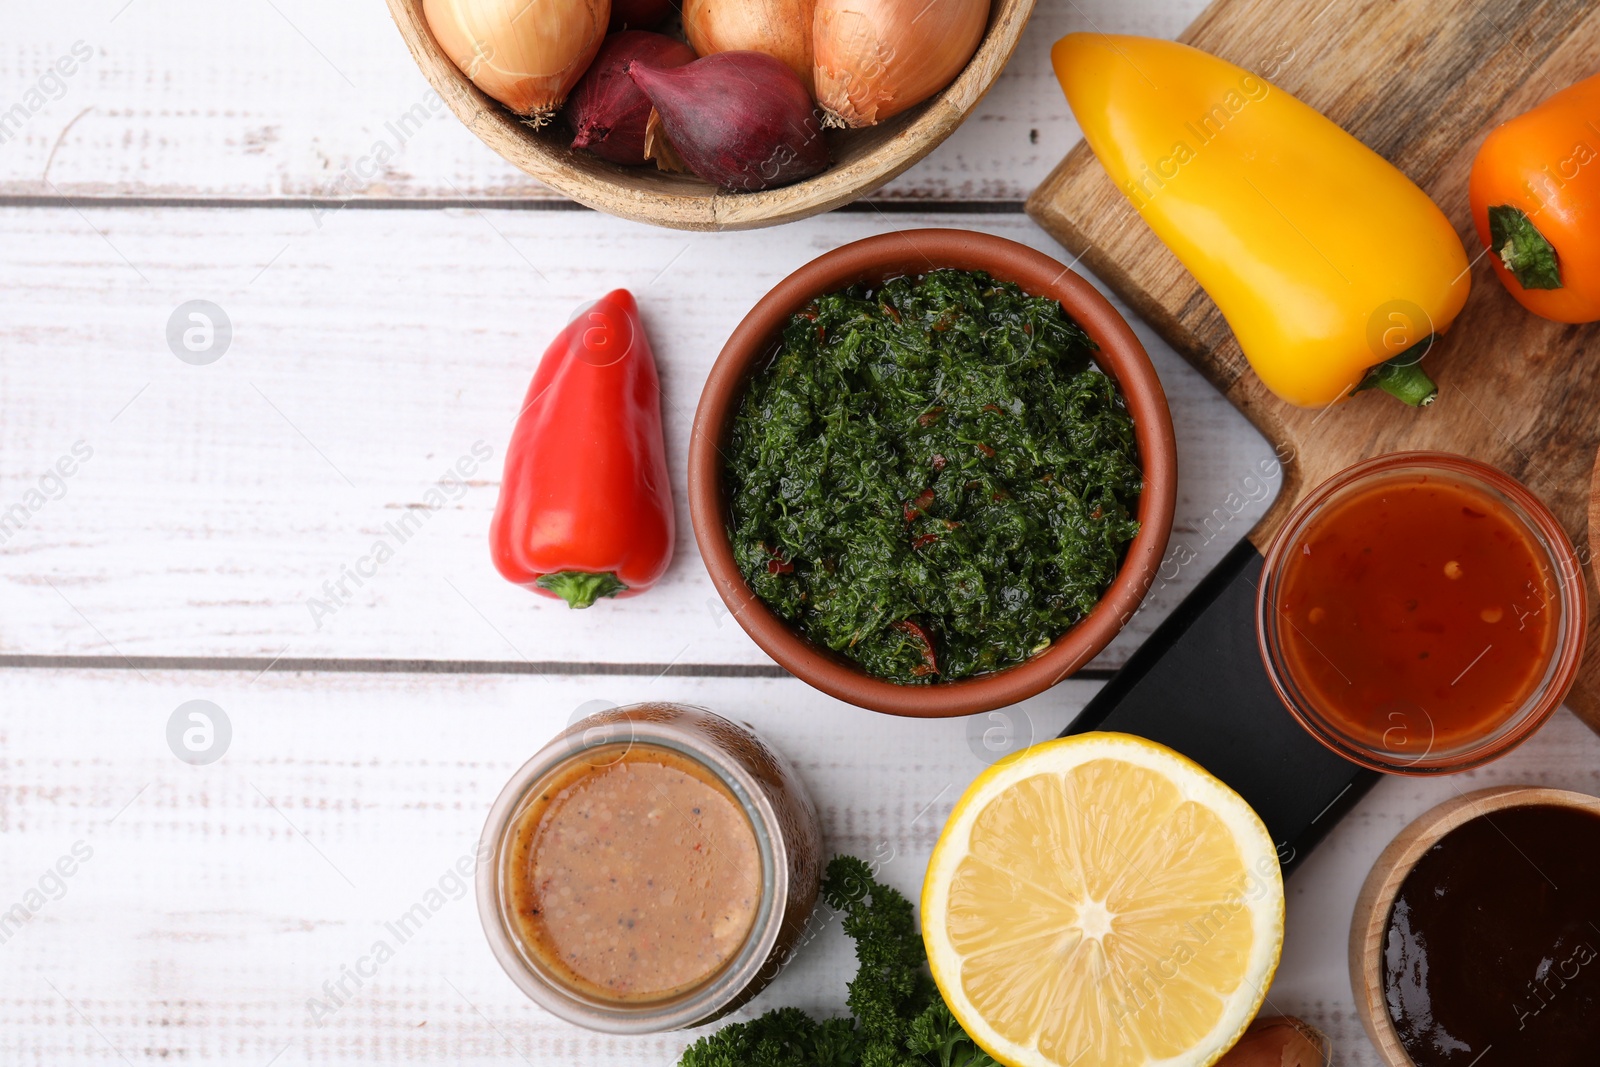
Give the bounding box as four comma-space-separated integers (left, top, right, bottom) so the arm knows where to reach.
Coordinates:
688, 228, 1177, 718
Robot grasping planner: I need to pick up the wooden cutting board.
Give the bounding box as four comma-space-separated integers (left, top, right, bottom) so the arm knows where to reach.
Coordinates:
1026, 0, 1600, 735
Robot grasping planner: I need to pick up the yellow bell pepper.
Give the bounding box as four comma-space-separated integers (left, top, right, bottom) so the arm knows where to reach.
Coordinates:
1051, 34, 1471, 408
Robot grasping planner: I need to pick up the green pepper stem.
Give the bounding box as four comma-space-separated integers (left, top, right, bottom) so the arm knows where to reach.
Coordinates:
1354, 339, 1439, 407
1488, 204, 1563, 290
536, 570, 628, 609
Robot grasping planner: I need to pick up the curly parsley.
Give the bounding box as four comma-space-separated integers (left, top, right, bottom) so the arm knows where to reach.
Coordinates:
725, 269, 1142, 683
677, 857, 997, 1067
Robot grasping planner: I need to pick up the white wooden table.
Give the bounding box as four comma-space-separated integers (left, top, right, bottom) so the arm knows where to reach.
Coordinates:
4, 2, 1598, 1063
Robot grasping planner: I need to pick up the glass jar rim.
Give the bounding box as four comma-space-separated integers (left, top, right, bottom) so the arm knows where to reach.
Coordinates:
476, 711, 789, 1033
1255, 451, 1588, 775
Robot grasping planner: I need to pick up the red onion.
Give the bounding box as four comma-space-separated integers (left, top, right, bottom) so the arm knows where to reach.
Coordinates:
627, 51, 830, 192
567, 31, 696, 166
609, 0, 677, 30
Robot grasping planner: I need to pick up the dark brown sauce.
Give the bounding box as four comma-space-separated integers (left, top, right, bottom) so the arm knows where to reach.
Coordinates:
1384, 804, 1600, 1066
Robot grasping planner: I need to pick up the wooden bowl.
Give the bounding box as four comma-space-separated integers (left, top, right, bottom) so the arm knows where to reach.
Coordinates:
384, 1, 1038, 231
1348, 786, 1600, 1066
688, 228, 1177, 717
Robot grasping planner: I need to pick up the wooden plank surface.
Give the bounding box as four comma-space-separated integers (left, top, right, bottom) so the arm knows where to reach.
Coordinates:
3, 667, 1598, 1064
6, 1, 1593, 1063
0, 671, 1095, 1064
1026, 0, 1600, 731
0, 209, 1274, 667
0, 0, 1204, 204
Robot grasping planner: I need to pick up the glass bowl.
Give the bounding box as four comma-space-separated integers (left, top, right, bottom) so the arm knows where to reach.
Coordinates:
1256, 451, 1587, 774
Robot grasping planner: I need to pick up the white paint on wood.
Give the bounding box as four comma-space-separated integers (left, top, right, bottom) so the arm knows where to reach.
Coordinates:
0, 208, 1275, 665
3, 669, 1597, 1063
1, 8, 1558, 1066
0, 0, 1207, 204
0, 669, 1096, 1062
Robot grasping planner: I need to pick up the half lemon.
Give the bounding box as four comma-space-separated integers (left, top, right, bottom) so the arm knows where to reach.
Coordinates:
922, 732, 1284, 1067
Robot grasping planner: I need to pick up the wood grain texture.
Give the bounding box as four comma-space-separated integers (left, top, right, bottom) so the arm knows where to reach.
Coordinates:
1345, 786, 1600, 1067
2, 668, 1598, 1064
384, 0, 1036, 229
0, 208, 1275, 667
1026, 0, 1600, 732
0, 0, 1204, 204
0, 669, 1095, 1064
1591, 442, 1600, 595
9, 5, 1594, 1062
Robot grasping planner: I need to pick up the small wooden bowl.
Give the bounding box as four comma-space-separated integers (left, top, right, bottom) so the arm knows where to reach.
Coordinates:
688, 228, 1177, 717
385, 1, 1038, 231
1348, 785, 1600, 1066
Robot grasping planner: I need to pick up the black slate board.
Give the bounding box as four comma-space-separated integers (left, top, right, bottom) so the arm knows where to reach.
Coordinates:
1062, 537, 1377, 876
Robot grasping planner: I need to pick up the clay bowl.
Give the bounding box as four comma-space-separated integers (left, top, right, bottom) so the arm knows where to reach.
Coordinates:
1349, 785, 1600, 1066
385, 0, 1038, 232
689, 228, 1177, 717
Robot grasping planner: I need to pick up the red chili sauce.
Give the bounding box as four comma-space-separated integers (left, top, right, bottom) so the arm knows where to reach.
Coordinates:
1273, 473, 1555, 752
506, 744, 762, 1002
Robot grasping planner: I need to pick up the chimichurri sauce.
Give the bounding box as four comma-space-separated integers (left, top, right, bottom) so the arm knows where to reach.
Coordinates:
724, 269, 1142, 684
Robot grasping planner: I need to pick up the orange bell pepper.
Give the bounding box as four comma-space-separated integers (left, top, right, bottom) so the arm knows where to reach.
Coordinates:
1469, 72, 1600, 323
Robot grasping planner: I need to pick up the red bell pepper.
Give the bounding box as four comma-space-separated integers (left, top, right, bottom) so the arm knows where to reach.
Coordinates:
489, 289, 675, 608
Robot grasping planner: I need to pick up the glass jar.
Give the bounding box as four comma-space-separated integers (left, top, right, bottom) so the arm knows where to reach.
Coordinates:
1256, 452, 1587, 774
477, 702, 822, 1033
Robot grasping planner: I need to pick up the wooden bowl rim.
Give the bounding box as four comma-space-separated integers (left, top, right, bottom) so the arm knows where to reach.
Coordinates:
1348, 785, 1600, 1067
384, 0, 1039, 231
687, 227, 1178, 718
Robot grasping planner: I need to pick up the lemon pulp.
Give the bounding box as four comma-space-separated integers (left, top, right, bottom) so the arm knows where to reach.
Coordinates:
924, 734, 1283, 1067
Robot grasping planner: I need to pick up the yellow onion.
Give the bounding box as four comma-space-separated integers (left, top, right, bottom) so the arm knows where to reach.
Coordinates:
423, 0, 610, 123
813, 0, 989, 127
1216, 1017, 1331, 1067
682, 0, 818, 93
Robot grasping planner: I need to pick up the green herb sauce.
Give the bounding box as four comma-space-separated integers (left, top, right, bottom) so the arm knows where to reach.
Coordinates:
725, 269, 1143, 684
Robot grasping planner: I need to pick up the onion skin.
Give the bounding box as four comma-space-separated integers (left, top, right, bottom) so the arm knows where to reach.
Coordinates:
609, 0, 676, 30
813, 0, 989, 127
1217, 1017, 1332, 1067
423, 0, 610, 122
681, 0, 818, 93
568, 31, 696, 165
628, 51, 830, 191
644, 107, 689, 172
